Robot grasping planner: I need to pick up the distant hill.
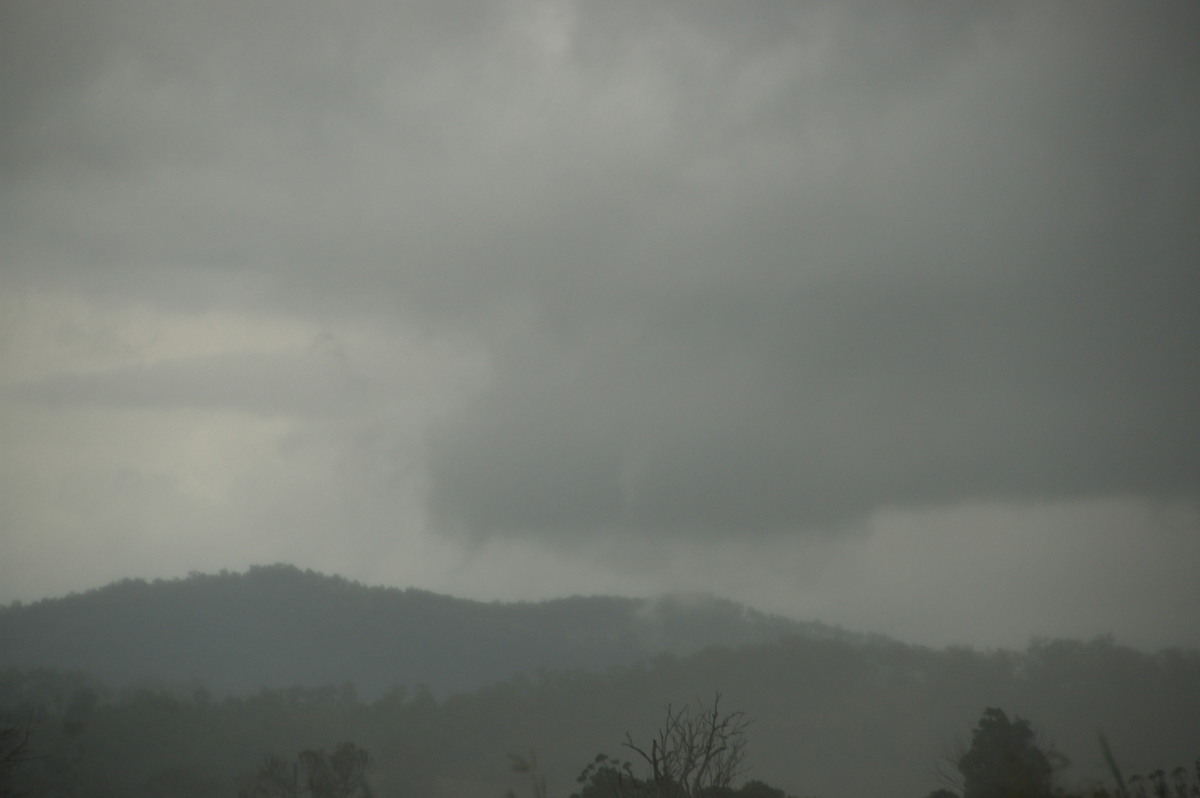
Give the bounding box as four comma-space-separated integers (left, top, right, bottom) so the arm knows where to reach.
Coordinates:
1, 616, 1197, 798
0, 564, 855, 697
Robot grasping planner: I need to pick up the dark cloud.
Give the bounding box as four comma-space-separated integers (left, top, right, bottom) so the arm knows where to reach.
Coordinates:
3, 0, 1198, 550
421, 2, 1200, 539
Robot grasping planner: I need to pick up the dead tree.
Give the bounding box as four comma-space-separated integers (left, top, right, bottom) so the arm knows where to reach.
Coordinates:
621, 694, 749, 798
241, 743, 371, 798
0, 720, 35, 798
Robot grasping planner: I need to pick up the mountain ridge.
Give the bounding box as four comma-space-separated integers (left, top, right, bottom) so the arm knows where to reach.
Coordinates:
0, 563, 862, 697
2, 565, 1199, 797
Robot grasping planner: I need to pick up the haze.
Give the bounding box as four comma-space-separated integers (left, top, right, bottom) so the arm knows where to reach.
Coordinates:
2, 0, 1198, 651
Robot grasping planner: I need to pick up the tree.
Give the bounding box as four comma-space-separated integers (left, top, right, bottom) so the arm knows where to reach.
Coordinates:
300, 743, 372, 798
571, 695, 799, 798
957, 708, 1056, 798
242, 754, 300, 798
242, 743, 372, 798
0, 714, 37, 798
622, 694, 748, 798
724, 780, 793, 798
572, 752, 641, 798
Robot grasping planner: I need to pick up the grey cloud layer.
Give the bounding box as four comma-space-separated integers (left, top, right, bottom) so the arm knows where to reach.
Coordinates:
4, 1, 1198, 540
13, 347, 364, 417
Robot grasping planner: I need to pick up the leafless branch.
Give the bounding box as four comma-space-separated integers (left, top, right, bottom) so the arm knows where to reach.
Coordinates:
620, 694, 749, 798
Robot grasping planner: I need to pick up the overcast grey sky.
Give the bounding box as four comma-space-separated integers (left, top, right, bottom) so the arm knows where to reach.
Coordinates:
2, 0, 1198, 651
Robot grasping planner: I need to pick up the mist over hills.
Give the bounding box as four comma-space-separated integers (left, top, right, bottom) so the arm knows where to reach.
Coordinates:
0, 564, 853, 697
2, 565, 1199, 797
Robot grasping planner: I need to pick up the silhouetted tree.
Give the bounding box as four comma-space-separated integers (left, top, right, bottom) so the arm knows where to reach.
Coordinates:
0, 715, 36, 798
300, 743, 371, 798
623, 694, 748, 797
242, 743, 371, 798
242, 754, 300, 798
958, 708, 1055, 798
570, 695, 800, 798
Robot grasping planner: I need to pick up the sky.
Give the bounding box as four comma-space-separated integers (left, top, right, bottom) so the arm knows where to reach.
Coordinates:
2, 0, 1198, 652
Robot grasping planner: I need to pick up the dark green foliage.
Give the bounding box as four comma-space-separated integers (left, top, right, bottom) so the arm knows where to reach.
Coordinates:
957, 708, 1055, 798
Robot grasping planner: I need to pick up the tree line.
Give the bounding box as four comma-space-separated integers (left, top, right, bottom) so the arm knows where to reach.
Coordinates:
0, 631, 1197, 796
10, 694, 1190, 798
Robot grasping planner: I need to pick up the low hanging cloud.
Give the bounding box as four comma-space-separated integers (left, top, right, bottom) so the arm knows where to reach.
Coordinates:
2, 0, 1198, 558
421, 2, 1200, 540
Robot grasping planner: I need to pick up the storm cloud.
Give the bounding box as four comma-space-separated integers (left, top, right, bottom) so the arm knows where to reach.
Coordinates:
2, 0, 1198, 647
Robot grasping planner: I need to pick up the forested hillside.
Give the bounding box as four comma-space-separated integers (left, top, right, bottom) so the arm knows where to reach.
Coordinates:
2, 627, 1197, 797
0, 566, 849, 697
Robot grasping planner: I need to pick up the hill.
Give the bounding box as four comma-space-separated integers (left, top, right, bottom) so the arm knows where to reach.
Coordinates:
1, 631, 1197, 798
0, 564, 853, 697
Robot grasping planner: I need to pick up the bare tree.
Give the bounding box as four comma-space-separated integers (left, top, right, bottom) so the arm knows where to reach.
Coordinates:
0, 718, 35, 798
241, 754, 301, 798
242, 744, 371, 798
300, 743, 372, 798
620, 694, 750, 798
